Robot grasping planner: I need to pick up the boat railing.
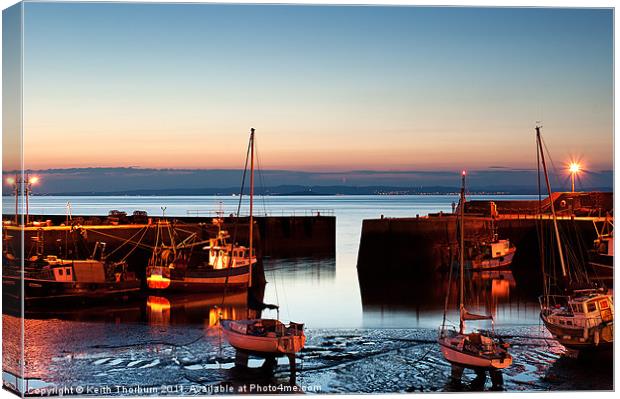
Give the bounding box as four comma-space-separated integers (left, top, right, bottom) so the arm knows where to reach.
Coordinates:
539, 295, 608, 328
187, 209, 334, 217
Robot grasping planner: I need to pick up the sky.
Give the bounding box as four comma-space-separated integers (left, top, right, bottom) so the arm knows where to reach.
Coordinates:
15, 3, 614, 172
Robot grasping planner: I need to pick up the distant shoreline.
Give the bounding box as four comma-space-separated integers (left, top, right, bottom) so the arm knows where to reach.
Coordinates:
12, 191, 610, 197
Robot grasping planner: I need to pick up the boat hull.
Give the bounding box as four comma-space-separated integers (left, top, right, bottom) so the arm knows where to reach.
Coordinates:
220, 320, 306, 356
147, 265, 251, 292
2, 275, 141, 306
540, 313, 613, 351
438, 338, 512, 370
472, 249, 516, 270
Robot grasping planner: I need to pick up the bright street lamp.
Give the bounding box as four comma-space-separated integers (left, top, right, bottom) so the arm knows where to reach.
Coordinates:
568, 162, 581, 193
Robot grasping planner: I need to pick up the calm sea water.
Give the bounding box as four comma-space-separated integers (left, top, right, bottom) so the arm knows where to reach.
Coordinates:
16, 194, 541, 329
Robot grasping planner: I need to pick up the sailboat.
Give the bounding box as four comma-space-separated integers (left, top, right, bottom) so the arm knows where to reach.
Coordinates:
438, 171, 512, 384
535, 125, 614, 352
220, 128, 306, 371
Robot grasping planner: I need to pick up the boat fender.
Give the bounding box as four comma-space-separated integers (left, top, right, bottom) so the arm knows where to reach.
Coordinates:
583, 328, 588, 340
594, 329, 600, 346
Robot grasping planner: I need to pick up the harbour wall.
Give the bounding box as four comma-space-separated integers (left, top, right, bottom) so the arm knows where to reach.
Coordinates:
5, 215, 335, 286
357, 215, 600, 296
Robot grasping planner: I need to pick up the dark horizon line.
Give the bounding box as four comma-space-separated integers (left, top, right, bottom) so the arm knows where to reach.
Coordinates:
17, 185, 613, 197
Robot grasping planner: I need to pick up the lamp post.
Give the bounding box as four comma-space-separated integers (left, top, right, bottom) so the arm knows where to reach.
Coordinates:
5, 174, 39, 225
6, 175, 18, 225
568, 163, 580, 193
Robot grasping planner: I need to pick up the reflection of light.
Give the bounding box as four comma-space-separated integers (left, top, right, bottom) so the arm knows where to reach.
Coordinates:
491, 279, 510, 300
6, 177, 15, 185
147, 296, 171, 326
29, 176, 39, 185
462, 170, 466, 176
206, 307, 238, 336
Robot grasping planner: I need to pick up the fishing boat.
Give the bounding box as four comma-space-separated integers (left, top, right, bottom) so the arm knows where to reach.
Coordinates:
438, 171, 512, 386
470, 234, 516, 270
2, 245, 140, 306
535, 125, 614, 354
145, 217, 256, 292
220, 128, 306, 375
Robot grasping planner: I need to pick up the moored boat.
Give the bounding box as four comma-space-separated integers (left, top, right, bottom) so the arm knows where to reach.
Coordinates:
438, 171, 512, 387
535, 125, 614, 354
219, 128, 306, 377
220, 318, 306, 356
3, 253, 140, 306
145, 217, 256, 292
471, 237, 516, 270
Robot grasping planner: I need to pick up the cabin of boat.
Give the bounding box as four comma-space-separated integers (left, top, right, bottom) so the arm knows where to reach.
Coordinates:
3, 254, 140, 304
220, 318, 306, 356
540, 289, 614, 349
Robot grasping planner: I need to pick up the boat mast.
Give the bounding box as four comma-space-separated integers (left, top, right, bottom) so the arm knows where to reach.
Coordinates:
459, 170, 466, 334
535, 125, 568, 280
249, 128, 255, 288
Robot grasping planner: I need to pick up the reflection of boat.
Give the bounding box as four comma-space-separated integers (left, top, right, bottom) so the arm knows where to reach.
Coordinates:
146, 292, 250, 328
438, 171, 512, 385
146, 218, 256, 292
535, 126, 614, 353
220, 128, 306, 374
3, 241, 140, 306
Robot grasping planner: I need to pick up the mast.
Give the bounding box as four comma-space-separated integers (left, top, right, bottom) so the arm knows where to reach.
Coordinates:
248, 128, 255, 287
535, 125, 568, 279
459, 170, 466, 334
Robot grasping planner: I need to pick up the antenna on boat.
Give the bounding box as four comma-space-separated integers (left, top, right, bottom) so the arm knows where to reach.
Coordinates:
459, 170, 466, 334
535, 125, 568, 280
249, 128, 255, 288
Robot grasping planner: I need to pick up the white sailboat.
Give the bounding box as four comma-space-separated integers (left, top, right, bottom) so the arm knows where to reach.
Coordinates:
220, 128, 306, 374
438, 171, 512, 386
535, 125, 614, 353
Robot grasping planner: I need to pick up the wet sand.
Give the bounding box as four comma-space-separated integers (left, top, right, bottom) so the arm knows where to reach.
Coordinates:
6, 315, 612, 395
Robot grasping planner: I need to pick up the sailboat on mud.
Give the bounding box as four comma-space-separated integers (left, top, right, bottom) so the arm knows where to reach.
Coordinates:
438, 171, 512, 386
220, 128, 306, 374
535, 125, 614, 353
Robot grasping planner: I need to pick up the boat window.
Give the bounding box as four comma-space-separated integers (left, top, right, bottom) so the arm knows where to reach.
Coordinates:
66, 268, 71, 275
570, 304, 582, 313
586, 302, 597, 313
559, 320, 565, 325
599, 300, 609, 309
58, 269, 63, 275
566, 320, 573, 326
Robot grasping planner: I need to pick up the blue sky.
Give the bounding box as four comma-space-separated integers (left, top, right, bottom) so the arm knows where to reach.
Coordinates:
18, 3, 613, 172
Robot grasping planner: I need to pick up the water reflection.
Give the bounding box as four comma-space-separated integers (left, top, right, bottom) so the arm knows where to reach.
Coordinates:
263, 257, 336, 281
360, 269, 540, 328
145, 292, 252, 330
